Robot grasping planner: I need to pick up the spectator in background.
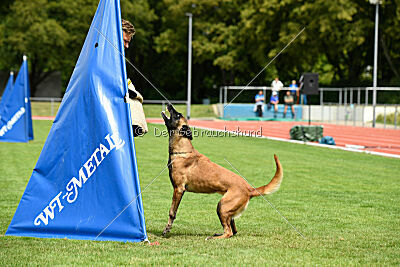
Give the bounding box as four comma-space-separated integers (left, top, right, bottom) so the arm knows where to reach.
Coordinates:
254, 90, 265, 117
271, 77, 283, 96
289, 80, 299, 104
269, 91, 279, 118
283, 90, 295, 119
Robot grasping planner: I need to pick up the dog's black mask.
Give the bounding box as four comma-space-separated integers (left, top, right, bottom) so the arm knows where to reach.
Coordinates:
161, 104, 182, 129
179, 125, 192, 140
161, 104, 192, 139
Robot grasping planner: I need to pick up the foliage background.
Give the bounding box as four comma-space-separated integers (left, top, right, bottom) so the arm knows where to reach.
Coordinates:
0, 0, 399, 103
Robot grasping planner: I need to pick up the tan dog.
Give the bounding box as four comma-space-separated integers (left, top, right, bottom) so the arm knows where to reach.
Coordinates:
161, 104, 283, 239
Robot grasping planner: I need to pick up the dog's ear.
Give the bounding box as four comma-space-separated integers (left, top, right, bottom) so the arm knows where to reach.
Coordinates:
179, 125, 192, 140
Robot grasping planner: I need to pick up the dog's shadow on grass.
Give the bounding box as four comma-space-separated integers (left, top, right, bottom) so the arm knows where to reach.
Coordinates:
148, 229, 298, 240
148, 230, 215, 239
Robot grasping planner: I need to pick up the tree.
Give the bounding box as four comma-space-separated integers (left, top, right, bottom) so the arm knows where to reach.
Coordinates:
1, 0, 399, 101
0, 0, 69, 96
154, 0, 246, 102
0, 0, 156, 97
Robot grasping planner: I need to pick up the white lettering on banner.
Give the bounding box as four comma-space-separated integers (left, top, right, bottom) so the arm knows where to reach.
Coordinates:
65, 168, 88, 203
34, 192, 64, 226
111, 134, 125, 150
99, 143, 110, 160
92, 148, 101, 165
34, 132, 125, 226
83, 156, 96, 178
0, 107, 25, 136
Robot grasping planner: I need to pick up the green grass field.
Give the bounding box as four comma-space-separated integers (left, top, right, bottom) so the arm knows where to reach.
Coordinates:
0, 120, 399, 265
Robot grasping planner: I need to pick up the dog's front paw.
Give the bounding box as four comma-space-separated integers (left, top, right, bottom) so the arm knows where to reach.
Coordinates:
162, 227, 170, 236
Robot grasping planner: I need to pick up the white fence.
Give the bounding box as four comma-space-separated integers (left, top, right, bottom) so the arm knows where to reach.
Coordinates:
219, 86, 400, 129
304, 104, 399, 129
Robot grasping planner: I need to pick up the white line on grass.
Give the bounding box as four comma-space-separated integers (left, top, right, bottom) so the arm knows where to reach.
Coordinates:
205, 125, 400, 159
150, 122, 400, 159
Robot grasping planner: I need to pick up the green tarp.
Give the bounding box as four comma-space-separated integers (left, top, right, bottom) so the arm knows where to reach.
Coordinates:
290, 125, 323, 142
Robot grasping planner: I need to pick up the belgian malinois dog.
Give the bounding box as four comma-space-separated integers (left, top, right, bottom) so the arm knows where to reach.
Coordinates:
161, 104, 283, 239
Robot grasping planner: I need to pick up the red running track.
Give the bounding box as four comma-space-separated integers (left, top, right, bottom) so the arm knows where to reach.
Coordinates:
148, 119, 400, 157
33, 116, 400, 157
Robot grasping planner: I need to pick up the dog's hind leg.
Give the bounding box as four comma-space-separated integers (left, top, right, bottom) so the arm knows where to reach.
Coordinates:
213, 211, 233, 239
207, 191, 248, 240
210, 201, 225, 237
206, 199, 233, 240
162, 187, 185, 236
231, 219, 237, 235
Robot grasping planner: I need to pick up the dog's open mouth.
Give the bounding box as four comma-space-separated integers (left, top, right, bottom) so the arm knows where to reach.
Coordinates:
161, 104, 173, 122
161, 109, 171, 122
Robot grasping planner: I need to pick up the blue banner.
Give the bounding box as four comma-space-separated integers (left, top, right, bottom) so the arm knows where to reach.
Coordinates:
0, 71, 14, 119
6, 0, 147, 242
0, 58, 33, 143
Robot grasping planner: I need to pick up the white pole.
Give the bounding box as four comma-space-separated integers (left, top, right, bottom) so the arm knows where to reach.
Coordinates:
372, 2, 379, 127
23, 55, 29, 140
186, 13, 192, 120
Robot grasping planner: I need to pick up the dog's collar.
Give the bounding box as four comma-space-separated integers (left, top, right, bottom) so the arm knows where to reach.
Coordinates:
169, 151, 189, 155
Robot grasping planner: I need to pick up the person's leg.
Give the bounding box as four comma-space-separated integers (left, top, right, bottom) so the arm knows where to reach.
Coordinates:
291, 105, 295, 119
256, 105, 261, 117
292, 92, 298, 105
302, 94, 307, 105
283, 105, 287, 118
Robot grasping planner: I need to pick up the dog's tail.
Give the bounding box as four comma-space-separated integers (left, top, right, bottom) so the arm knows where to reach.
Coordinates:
250, 154, 283, 198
